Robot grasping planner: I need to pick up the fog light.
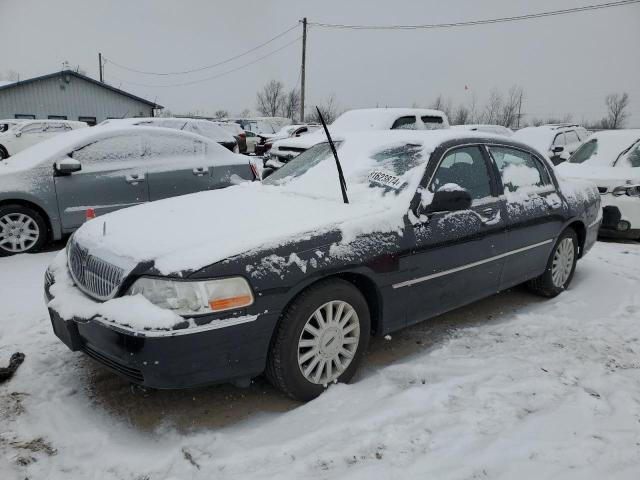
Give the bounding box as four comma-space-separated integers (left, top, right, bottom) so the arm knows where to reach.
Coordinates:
617, 221, 631, 231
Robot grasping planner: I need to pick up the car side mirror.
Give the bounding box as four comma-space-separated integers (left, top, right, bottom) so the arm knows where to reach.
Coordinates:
427, 185, 472, 213
14, 131, 21, 138
552, 146, 564, 154
55, 157, 82, 175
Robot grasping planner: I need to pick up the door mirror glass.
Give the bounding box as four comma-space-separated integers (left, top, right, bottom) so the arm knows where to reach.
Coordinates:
552, 146, 564, 154
428, 185, 472, 213
55, 157, 82, 175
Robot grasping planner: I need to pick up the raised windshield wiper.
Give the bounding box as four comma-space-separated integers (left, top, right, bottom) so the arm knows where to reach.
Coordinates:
316, 106, 349, 204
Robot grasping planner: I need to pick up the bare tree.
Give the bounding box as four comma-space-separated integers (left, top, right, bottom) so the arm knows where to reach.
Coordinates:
497, 85, 524, 128
453, 105, 470, 125
0, 69, 19, 82
430, 94, 453, 120
280, 88, 300, 121
602, 93, 630, 129
256, 80, 285, 117
238, 108, 251, 118
213, 110, 229, 120
482, 89, 503, 125
307, 95, 340, 124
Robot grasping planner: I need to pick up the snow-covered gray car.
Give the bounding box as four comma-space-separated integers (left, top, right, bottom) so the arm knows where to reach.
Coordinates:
0, 125, 255, 255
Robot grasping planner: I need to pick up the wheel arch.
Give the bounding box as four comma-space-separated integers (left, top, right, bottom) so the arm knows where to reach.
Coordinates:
272, 270, 384, 341
565, 219, 586, 258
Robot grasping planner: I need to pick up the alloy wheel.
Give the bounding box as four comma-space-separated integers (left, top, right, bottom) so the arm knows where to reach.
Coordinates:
551, 237, 574, 287
0, 213, 40, 253
297, 300, 360, 385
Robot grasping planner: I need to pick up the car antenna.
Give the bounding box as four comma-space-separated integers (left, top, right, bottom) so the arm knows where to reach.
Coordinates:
316, 106, 349, 204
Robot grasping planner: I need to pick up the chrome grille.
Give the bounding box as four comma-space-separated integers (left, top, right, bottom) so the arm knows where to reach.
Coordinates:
67, 239, 125, 301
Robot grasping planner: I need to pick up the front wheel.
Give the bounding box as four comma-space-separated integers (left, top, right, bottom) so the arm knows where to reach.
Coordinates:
527, 228, 578, 297
0, 145, 9, 160
266, 280, 371, 401
0, 204, 48, 256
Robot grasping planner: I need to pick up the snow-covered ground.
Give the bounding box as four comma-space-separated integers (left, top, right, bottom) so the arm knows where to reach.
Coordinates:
1, 241, 640, 479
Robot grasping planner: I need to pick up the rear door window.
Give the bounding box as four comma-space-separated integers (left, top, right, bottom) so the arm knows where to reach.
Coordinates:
489, 146, 551, 193
391, 116, 418, 130
430, 146, 492, 200
421, 115, 445, 130
553, 133, 566, 147
72, 135, 143, 165
20, 123, 45, 135
565, 131, 580, 144
143, 133, 203, 159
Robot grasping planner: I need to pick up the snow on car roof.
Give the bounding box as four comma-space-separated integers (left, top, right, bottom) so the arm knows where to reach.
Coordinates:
72, 129, 500, 275
512, 126, 561, 152
331, 108, 448, 131
0, 125, 222, 174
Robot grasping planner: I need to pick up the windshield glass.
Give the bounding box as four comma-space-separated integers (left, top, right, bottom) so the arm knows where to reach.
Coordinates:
568, 139, 597, 164
263, 138, 429, 204
616, 141, 640, 168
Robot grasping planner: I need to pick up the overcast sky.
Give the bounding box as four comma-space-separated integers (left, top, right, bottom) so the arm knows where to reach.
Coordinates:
1, 0, 639, 125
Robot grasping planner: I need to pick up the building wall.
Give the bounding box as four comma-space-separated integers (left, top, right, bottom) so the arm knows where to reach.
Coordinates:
0, 73, 154, 123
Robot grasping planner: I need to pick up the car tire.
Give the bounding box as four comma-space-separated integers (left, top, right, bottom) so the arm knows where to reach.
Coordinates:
527, 228, 578, 298
266, 279, 371, 401
0, 204, 48, 256
0, 145, 8, 160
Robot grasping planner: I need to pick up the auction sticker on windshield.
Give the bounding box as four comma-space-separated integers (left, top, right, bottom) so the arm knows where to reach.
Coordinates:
368, 170, 404, 190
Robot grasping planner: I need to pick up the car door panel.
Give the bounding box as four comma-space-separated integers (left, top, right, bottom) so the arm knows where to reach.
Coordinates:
487, 145, 564, 289
401, 145, 507, 326
145, 134, 211, 201
54, 135, 148, 229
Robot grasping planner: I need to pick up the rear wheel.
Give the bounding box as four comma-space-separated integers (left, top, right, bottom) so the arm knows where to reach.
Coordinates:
527, 228, 578, 297
0, 204, 48, 256
266, 280, 370, 401
0, 145, 8, 160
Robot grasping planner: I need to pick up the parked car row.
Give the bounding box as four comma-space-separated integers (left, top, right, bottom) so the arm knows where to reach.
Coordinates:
43, 128, 602, 401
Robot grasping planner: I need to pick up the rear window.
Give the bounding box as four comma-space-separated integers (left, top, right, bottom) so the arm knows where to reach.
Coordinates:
391, 116, 418, 130
568, 139, 597, 164
421, 115, 445, 129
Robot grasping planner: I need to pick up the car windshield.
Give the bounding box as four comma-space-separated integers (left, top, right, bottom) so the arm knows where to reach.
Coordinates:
568, 139, 597, 164
263, 139, 428, 204
616, 140, 640, 168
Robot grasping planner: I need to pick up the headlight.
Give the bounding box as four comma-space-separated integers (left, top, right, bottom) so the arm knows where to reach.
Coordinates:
612, 185, 640, 197
127, 277, 254, 316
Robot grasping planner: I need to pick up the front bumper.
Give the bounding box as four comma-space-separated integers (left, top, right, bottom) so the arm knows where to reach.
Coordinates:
45, 274, 279, 389
599, 196, 640, 239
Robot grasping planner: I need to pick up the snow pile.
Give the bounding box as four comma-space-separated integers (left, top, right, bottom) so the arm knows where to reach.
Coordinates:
2, 242, 640, 479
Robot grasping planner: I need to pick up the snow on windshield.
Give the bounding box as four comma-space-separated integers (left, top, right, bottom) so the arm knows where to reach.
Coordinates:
263, 135, 429, 208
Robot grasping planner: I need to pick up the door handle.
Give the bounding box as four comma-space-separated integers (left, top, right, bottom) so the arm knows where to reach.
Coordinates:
481, 207, 496, 216
192, 167, 208, 176
125, 173, 145, 184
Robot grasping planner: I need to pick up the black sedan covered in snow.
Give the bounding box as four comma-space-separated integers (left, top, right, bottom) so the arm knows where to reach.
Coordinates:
45, 130, 601, 401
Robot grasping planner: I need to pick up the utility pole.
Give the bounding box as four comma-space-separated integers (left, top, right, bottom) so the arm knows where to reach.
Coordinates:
299, 18, 307, 123
98, 53, 104, 83
516, 89, 523, 128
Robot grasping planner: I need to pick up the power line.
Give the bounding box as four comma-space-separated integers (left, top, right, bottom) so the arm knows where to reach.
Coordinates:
309, 0, 640, 30
106, 36, 302, 88
103, 23, 299, 76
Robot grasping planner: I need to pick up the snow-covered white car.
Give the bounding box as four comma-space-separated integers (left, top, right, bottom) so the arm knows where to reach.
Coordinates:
513, 124, 590, 165
0, 118, 26, 133
557, 129, 640, 239
99, 117, 239, 153
264, 108, 449, 170
452, 124, 513, 136
0, 125, 256, 255
45, 129, 599, 401
255, 124, 321, 156
0, 119, 87, 159
213, 121, 247, 154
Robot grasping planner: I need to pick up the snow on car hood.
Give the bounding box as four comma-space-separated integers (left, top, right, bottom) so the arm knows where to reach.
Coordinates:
512, 127, 554, 154
72, 183, 393, 275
